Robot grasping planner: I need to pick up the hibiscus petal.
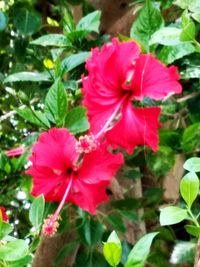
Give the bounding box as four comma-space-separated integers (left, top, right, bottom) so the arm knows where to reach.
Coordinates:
82, 38, 141, 135
106, 101, 161, 154
131, 54, 182, 100
86, 38, 140, 89
69, 180, 109, 215
27, 165, 68, 201
78, 144, 124, 184
30, 128, 78, 171
82, 76, 121, 134
0, 206, 8, 222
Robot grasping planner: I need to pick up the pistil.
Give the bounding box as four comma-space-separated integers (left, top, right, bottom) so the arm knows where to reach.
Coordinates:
42, 176, 73, 236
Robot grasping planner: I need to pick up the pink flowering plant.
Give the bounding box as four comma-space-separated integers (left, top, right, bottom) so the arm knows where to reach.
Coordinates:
0, 0, 200, 266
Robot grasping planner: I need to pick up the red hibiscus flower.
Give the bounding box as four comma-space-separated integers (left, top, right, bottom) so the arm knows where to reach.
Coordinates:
26, 128, 123, 235
82, 38, 182, 154
6, 145, 25, 157
0, 206, 8, 222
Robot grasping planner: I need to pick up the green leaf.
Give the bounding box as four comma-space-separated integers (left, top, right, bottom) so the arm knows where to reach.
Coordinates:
16, 108, 50, 128
29, 195, 45, 229
130, 0, 164, 50
9, 255, 33, 267
76, 217, 103, 246
0, 12, 7, 31
160, 206, 188, 226
103, 243, 122, 267
0, 239, 28, 261
192, 12, 200, 22
45, 79, 67, 126
181, 123, 200, 152
4, 72, 51, 83
77, 10, 101, 33
61, 52, 91, 74
65, 106, 89, 134
107, 231, 121, 244
158, 43, 195, 64
13, 150, 30, 172
146, 146, 175, 177
111, 198, 141, 211
63, 9, 76, 33
103, 231, 122, 267
182, 9, 192, 27
31, 34, 70, 47
183, 157, 200, 172
185, 225, 200, 237
107, 213, 126, 233
180, 11, 196, 41
119, 210, 139, 222
180, 172, 199, 208
175, 0, 200, 12
13, 10, 41, 35
150, 27, 182, 46
188, 0, 200, 12
0, 222, 13, 240
174, 0, 192, 9
125, 232, 158, 267
180, 21, 195, 41
0, 153, 8, 171
67, 29, 88, 43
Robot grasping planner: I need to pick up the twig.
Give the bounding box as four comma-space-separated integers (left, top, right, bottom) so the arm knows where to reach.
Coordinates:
133, 177, 146, 238
177, 92, 200, 103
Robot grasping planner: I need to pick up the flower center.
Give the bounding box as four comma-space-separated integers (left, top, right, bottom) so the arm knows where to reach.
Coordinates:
66, 167, 73, 175
75, 134, 99, 153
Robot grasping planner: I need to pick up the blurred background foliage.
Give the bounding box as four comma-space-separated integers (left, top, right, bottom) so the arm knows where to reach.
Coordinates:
0, 0, 200, 266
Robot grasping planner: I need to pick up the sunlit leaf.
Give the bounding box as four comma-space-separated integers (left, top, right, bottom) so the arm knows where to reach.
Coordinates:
45, 79, 67, 126
4, 72, 51, 83
103, 231, 122, 267
180, 172, 199, 208
130, 0, 164, 50
160, 206, 188, 226
183, 157, 200, 172
77, 10, 101, 33
61, 52, 91, 74
31, 34, 70, 47
29, 195, 45, 229
125, 232, 158, 267
0, 240, 28, 261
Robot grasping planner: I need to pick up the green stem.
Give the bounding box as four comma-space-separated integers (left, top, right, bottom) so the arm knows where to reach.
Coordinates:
193, 39, 200, 51
187, 208, 200, 227
196, 211, 200, 220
